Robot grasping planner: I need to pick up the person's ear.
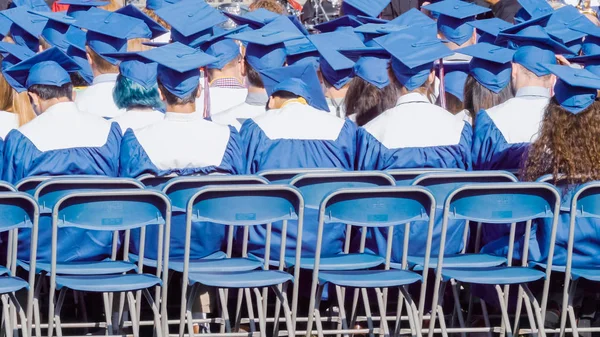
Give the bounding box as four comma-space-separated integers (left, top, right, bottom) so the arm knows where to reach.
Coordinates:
470, 29, 477, 45
196, 87, 202, 99
241, 58, 247, 77
85, 47, 93, 67
427, 69, 436, 86
511, 63, 518, 81
157, 86, 165, 102
268, 96, 277, 109
27, 92, 41, 114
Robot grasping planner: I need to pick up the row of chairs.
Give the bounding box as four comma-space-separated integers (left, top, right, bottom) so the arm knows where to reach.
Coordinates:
0, 169, 597, 337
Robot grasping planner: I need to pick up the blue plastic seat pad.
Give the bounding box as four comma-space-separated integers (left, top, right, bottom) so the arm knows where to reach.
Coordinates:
188, 270, 294, 288
397, 254, 507, 271
169, 257, 263, 273
56, 274, 161, 292
17, 260, 137, 275
440, 266, 546, 284
571, 267, 600, 282
291, 253, 385, 270
0, 265, 9, 276
318, 270, 422, 288
129, 251, 227, 269
0, 276, 28, 294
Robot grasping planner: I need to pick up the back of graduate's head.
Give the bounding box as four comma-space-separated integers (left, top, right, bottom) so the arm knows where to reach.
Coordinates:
511, 62, 555, 91
243, 58, 264, 89
86, 46, 119, 75
205, 40, 243, 84
156, 78, 199, 107
0, 69, 35, 126
114, 75, 163, 110
267, 90, 301, 110
463, 74, 514, 122
389, 64, 436, 97
345, 76, 399, 126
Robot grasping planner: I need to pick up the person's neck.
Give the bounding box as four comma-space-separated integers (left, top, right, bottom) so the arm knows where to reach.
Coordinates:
326, 86, 348, 99
247, 85, 267, 94
209, 69, 241, 83
514, 78, 551, 92
40, 97, 72, 113
166, 103, 196, 113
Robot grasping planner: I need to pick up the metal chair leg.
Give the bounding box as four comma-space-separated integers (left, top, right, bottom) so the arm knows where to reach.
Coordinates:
360, 288, 375, 337
449, 279, 466, 337
142, 288, 164, 337
313, 284, 326, 337
252, 288, 267, 337
495, 285, 513, 337
127, 292, 140, 337
103, 292, 114, 336
394, 288, 405, 337
2, 294, 13, 337
480, 299, 492, 337
233, 288, 244, 333
7, 293, 28, 337
186, 284, 201, 337
244, 288, 257, 333
522, 285, 547, 337
374, 288, 390, 337
272, 284, 295, 337
334, 285, 350, 337
54, 288, 67, 337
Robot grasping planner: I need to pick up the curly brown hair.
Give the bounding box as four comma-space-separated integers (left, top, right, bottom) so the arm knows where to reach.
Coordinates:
249, 0, 285, 14
522, 98, 600, 184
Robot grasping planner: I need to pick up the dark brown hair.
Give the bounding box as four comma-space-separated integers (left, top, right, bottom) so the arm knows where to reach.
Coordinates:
463, 75, 514, 124
244, 58, 264, 88
522, 98, 600, 184
437, 92, 464, 114
344, 77, 400, 126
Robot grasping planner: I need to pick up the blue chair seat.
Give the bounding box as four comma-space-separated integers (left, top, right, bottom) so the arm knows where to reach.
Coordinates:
441, 267, 545, 284
288, 253, 385, 270
188, 270, 293, 288
0, 276, 28, 294
396, 254, 507, 271
18, 260, 137, 275
0, 266, 9, 276
318, 270, 422, 288
571, 267, 600, 281
129, 251, 228, 269
56, 274, 161, 292
170, 258, 263, 273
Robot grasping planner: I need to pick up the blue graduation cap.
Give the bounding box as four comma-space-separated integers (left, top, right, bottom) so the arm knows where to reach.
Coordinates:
56, 0, 109, 18
223, 8, 280, 30
341, 0, 391, 18
139, 42, 217, 98
197, 26, 245, 70
30, 11, 77, 51
0, 40, 35, 91
514, 0, 553, 24
76, 8, 152, 64
309, 29, 365, 89
444, 71, 467, 102
543, 63, 600, 114
340, 46, 390, 89
567, 53, 600, 77
457, 42, 514, 93
468, 18, 512, 45
259, 62, 329, 112
155, 0, 226, 46
146, 0, 181, 11
355, 8, 436, 37
1, 7, 48, 51
9, 0, 49, 11
423, 0, 490, 46
0, 15, 11, 39
357, 15, 388, 24
570, 15, 600, 56
375, 27, 452, 91
285, 37, 319, 68
314, 15, 363, 33
65, 25, 92, 84
497, 25, 573, 76
545, 6, 588, 54
228, 16, 304, 72
103, 51, 158, 89
116, 4, 168, 40
5, 46, 80, 90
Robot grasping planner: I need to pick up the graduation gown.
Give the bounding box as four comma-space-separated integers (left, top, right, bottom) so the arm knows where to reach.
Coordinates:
111, 108, 165, 135
1, 101, 121, 263
241, 101, 357, 259
119, 111, 244, 261
75, 73, 126, 118
356, 92, 472, 262
211, 92, 268, 131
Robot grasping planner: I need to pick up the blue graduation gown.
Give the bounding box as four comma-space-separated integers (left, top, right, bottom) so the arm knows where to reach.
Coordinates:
241, 102, 357, 259
472, 87, 551, 261
119, 111, 244, 261
356, 93, 472, 261
1, 102, 121, 263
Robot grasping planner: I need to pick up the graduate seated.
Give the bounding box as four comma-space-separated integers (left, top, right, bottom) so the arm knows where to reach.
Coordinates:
108, 53, 164, 133
74, 8, 153, 118
1, 47, 121, 262
472, 21, 573, 171
241, 63, 357, 259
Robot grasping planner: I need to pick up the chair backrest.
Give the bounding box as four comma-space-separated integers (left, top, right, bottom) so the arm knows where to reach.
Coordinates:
34, 177, 144, 214
387, 168, 463, 185
16, 176, 52, 194
412, 171, 518, 206
137, 174, 175, 189
163, 175, 269, 211
0, 181, 15, 192
51, 189, 171, 274
290, 171, 396, 208
258, 168, 341, 184
0, 192, 38, 233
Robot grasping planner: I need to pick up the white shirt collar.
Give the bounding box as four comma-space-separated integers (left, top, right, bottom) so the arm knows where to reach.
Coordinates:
165, 111, 203, 122
396, 92, 430, 105
42, 101, 79, 116
515, 86, 551, 98
92, 73, 118, 85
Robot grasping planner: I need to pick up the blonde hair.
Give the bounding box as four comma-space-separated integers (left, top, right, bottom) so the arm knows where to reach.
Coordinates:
141, 7, 171, 30
127, 37, 152, 52
0, 71, 35, 126
100, 0, 123, 11
86, 46, 119, 74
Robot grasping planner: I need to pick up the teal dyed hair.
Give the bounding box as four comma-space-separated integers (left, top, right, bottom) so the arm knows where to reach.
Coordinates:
113, 74, 164, 110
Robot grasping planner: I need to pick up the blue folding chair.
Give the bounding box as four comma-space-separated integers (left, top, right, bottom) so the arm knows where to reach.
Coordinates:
0, 191, 38, 337
46, 189, 170, 337
306, 186, 437, 337
258, 168, 342, 184
386, 168, 464, 186
15, 177, 51, 195
136, 174, 176, 189
180, 185, 304, 337
405, 171, 519, 325
428, 183, 561, 337
554, 182, 600, 337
